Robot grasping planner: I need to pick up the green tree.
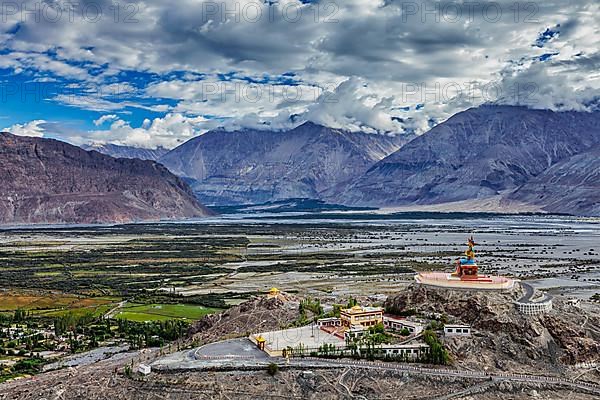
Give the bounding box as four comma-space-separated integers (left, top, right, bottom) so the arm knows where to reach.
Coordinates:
423, 330, 450, 365
267, 363, 279, 376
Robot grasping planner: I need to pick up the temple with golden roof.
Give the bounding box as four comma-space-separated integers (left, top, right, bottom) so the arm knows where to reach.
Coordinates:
267, 287, 281, 299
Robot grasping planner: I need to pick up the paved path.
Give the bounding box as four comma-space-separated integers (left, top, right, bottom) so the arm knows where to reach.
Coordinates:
105, 300, 127, 319
518, 282, 553, 304
518, 282, 535, 302
194, 338, 268, 360
433, 380, 496, 400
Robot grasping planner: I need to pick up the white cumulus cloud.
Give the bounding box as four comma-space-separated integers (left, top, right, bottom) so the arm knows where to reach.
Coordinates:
83, 113, 209, 149
3, 120, 47, 137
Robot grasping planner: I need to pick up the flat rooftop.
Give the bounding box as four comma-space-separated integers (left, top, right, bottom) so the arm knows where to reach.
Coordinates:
255, 325, 344, 351
384, 316, 424, 327
341, 305, 384, 314
445, 324, 470, 328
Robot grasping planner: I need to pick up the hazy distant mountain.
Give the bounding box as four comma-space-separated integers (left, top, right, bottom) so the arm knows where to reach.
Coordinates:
82, 143, 169, 161
159, 122, 414, 205
333, 105, 600, 215
0, 132, 212, 225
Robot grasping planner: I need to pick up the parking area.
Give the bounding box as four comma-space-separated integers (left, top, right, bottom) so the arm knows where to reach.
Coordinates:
252, 325, 344, 356
194, 338, 269, 360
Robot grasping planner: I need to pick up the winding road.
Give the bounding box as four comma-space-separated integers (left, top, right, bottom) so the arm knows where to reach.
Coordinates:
519, 282, 554, 303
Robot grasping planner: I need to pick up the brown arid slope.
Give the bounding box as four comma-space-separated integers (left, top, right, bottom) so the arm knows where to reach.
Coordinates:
189, 293, 301, 344
385, 284, 600, 374
0, 132, 212, 224
3, 362, 597, 400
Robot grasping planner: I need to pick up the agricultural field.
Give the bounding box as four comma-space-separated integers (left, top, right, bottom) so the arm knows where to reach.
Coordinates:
115, 304, 220, 322
0, 292, 118, 317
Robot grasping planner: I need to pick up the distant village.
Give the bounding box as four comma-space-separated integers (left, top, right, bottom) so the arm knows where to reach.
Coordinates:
0, 311, 188, 382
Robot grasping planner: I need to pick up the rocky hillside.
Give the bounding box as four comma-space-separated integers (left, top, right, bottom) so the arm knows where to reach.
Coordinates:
0, 132, 212, 224
385, 284, 600, 373
189, 294, 300, 344
334, 106, 600, 215
82, 143, 168, 161
159, 122, 413, 205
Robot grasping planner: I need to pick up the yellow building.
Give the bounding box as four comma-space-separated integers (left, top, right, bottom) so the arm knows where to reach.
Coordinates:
255, 335, 266, 351
340, 305, 384, 328
267, 287, 281, 299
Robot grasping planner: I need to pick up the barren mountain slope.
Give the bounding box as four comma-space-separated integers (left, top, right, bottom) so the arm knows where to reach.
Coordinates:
0, 132, 212, 224
159, 122, 413, 205
334, 106, 600, 215
82, 143, 169, 161
507, 146, 600, 216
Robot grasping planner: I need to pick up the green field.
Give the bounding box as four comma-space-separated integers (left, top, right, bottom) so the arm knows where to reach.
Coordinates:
33, 303, 114, 318
116, 303, 220, 322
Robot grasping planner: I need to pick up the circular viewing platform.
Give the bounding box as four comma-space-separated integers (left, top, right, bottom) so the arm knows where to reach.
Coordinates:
415, 272, 516, 291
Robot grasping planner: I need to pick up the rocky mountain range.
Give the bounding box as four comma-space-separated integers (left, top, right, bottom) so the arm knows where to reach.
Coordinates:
332, 106, 600, 215
4, 105, 598, 222
159, 122, 413, 205
82, 143, 169, 161
0, 132, 211, 225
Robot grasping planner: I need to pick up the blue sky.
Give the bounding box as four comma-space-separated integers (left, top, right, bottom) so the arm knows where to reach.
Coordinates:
1, 68, 162, 128
1, 1, 598, 148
